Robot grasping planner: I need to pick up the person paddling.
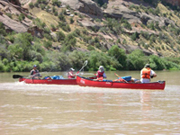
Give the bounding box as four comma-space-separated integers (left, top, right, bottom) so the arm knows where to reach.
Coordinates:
96, 66, 107, 80
30, 65, 42, 79
68, 68, 76, 79
140, 64, 157, 83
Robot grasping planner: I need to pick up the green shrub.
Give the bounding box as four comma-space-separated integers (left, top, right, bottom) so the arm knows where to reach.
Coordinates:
29, 2, 34, 8
44, 40, 52, 49
0, 60, 4, 71
40, 4, 46, 10
43, 33, 52, 40
87, 46, 95, 51
73, 29, 81, 37
0, 22, 6, 36
70, 17, 74, 24
5, 13, 12, 18
52, 0, 61, 6
126, 49, 147, 70
88, 51, 119, 71
56, 31, 65, 41
58, 13, 66, 22
131, 32, 139, 41
18, 13, 25, 22
108, 45, 127, 70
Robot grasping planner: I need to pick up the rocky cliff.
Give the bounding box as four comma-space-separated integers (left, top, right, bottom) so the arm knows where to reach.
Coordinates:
0, 0, 180, 57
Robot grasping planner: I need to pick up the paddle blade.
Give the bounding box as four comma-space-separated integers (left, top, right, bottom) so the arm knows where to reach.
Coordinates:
114, 73, 120, 77
79, 60, 88, 72
84, 60, 88, 65
12, 75, 23, 79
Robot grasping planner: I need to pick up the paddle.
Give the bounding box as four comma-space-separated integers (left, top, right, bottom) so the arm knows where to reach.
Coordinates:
79, 60, 88, 72
12, 74, 23, 79
77, 60, 88, 75
13, 73, 42, 79
114, 73, 128, 83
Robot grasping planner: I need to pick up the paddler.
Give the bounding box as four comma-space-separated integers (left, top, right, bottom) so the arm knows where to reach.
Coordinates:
68, 68, 76, 79
140, 64, 157, 83
30, 65, 42, 79
96, 66, 107, 81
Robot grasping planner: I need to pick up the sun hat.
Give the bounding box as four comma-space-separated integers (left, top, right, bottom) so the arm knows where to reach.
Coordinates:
99, 66, 104, 72
144, 64, 150, 68
70, 68, 75, 71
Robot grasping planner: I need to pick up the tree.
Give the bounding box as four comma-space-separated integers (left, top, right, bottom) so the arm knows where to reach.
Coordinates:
13, 33, 33, 60
126, 50, 147, 70
108, 45, 127, 70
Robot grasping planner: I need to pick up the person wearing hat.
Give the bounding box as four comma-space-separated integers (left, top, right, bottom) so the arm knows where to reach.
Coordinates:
96, 66, 107, 80
30, 65, 42, 79
68, 68, 76, 79
140, 64, 157, 83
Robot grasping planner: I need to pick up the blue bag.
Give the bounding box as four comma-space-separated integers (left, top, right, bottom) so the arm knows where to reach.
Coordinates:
120, 76, 132, 81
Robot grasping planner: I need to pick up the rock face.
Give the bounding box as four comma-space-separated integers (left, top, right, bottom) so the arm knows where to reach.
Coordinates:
0, 0, 29, 33
0, 0, 38, 34
0, 14, 28, 33
0, 0, 179, 57
164, 0, 180, 6
104, 0, 175, 27
60, 0, 103, 17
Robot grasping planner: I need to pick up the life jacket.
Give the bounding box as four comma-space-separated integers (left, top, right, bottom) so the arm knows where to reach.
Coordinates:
97, 71, 104, 78
31, 69, 38, 75
113, 78, 126, 82
141, 68, 151, 79
68, 71, 75, 79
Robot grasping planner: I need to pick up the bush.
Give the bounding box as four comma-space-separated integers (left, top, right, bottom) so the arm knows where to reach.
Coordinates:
43, 33, 52, 40
87, 46, 95, 51
70, 17, 74, 24
73, 29, 81, 37
131, 32, 139, 41
0, 22, 7, 36
56, 31, 65, 41
29, 2, 34, 8
0, 60, 5, 71
126, 50, 147, 70
18, 14, 25, 22
44, 40, 52, 49
61, 33, 76, 52
149, 55, 166, 70
58, 13, 66, 22
108, 45, 127, 70
52, 0, 61, 7
88, 51, 120, 71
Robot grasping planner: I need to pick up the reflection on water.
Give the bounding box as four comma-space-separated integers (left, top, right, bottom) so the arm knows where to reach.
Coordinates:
0, 71, 180, 135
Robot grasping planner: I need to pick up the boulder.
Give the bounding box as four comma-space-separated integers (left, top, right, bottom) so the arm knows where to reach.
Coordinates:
0, 14, 28, 33
60, 0, 103, 17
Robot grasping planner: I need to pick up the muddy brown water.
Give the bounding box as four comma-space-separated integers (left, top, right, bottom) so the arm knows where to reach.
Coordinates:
0, 71, 180, 135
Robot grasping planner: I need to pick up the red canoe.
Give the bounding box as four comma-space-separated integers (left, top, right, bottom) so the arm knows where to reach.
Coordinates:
19, 78, 77, 85
76, 75, 165, 90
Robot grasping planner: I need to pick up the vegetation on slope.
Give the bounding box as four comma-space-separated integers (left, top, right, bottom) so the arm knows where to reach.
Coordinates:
0, 0, 180, 72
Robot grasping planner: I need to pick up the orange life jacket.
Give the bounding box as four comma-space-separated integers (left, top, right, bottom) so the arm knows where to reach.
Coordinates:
113, 78, 126, 82
141, 68, 151, 79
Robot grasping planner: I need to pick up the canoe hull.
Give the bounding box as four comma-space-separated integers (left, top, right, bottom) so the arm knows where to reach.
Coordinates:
76, 75, 165, 90
19, 78, 77, 85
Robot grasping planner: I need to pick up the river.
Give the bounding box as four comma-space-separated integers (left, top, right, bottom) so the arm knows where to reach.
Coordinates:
0, 71, 180, 135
